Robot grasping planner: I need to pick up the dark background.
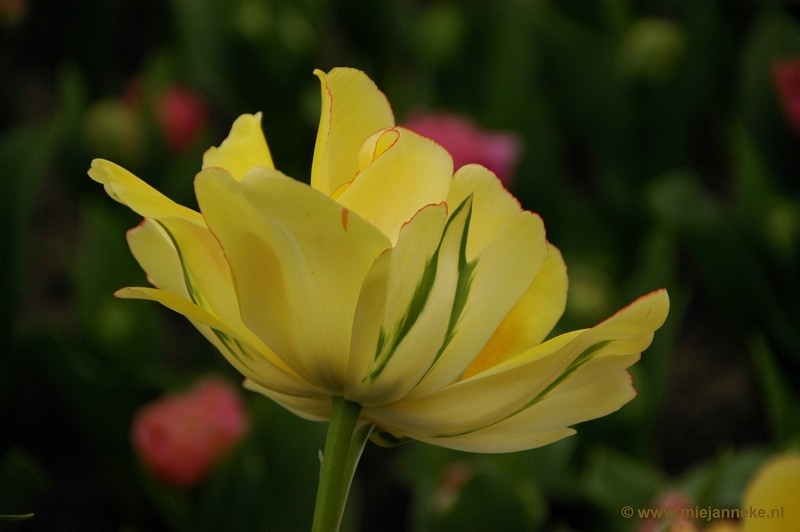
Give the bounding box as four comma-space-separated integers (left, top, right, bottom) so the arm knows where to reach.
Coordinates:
2, 0, 800, 531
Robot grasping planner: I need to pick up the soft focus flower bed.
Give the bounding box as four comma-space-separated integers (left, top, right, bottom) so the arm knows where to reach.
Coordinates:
1, 1, 799, 531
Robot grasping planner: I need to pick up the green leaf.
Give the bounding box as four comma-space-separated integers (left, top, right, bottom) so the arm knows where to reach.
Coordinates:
580, 447, 667, 513
0, 514, 34, 521
680, 448, 772, 509
0, 448, 48, 517
749, 335, 800, 443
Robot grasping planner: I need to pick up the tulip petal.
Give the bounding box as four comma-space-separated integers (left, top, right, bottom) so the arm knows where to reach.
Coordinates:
337, 127, 453, 245
155, 216, 241, 328
446, 164, 522, 260
126, 219, 189, 298
116, 287, 319, 398
244, 379, 332, 422
88, 159, 204, 224
425, 355, 638, 452
406, 210, 547, 399
463, 243, 568, 378
346, 202, 463, 405
311, 68, 395, 196
363, 289, 668, 439
195, 166, 391, 392
202, 113, 274, 180
129, 216, 281, 380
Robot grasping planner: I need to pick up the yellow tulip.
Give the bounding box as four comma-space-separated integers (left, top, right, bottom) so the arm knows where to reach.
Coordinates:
90, 67, 669, 530
90, 66, 668, 453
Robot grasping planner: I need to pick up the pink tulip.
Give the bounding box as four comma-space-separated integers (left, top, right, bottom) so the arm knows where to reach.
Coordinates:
773, 58, 800, 133
404, 113, 523, 186
157, 87, 209, 153
131, 377, 248, 488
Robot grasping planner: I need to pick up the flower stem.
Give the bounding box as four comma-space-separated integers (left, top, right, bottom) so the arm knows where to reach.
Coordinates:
311, 395, 365, 532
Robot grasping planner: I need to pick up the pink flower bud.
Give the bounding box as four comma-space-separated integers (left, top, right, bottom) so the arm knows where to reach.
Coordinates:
131, 377, 248, 488
404, 113, 523, 186
773, 58, 800, 134
156, 87, 208, 153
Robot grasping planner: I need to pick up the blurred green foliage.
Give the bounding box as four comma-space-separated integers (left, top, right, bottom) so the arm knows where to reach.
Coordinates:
2, 0, 800, 531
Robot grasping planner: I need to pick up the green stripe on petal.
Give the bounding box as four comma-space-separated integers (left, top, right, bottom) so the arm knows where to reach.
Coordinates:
196, 166, 391, 392
367, 197, 472, 384
431, 340, 612, 438
346, 199, 473, 406
423, 355, 640, 453
407, 210, 547, 399
126, 219, 188, 298
447, 164, 522, 260
362, 290, 668, 439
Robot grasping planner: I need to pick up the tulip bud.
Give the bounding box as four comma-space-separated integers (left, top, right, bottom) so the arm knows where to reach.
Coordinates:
83, 99, 146, 166
772, 58, 800, 133
565, 264, 614, 323
415, 4, 465, 66
156, 87, 208, 153
618, 17, 685, 82
131, 377, 248, 488
404, 113, 522, 186
764, 198, 799, 258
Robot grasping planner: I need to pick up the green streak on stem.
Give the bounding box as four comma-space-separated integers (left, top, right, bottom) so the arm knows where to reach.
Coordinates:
311, 396, 366, 532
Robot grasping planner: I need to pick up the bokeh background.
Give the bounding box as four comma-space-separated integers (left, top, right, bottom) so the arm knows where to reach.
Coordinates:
2, 0, 800, 530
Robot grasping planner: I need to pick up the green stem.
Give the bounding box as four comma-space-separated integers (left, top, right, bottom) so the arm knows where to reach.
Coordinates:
311, 395, 367, 532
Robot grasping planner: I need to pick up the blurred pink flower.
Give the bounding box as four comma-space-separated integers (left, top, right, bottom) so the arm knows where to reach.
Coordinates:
404, 113, 523, 186
157, 87, 209, 153
433, 461, 473, 513
772, 58, 800, 133
131, 377, 248, 488
638, 490, 695, 532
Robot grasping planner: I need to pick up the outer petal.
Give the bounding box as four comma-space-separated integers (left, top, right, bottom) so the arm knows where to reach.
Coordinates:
126, 220, 302, 388
195, 166, 391, 392
463, 243, 568, 379
126, 219, 189, 298
407, 210, 547, 399
88, 159, 204, 224
311, 68, 395, 196
116, 287, 320, 399
244, 379, 332, 422
446, 164, 522, 260
337, 127, 453, 245
428, 355, 638, 452
363, 289, 668, 440
129, 213, 276, 379
345, 202, 463, 406
155, 216, 241, 327
202, 113, 274, 180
